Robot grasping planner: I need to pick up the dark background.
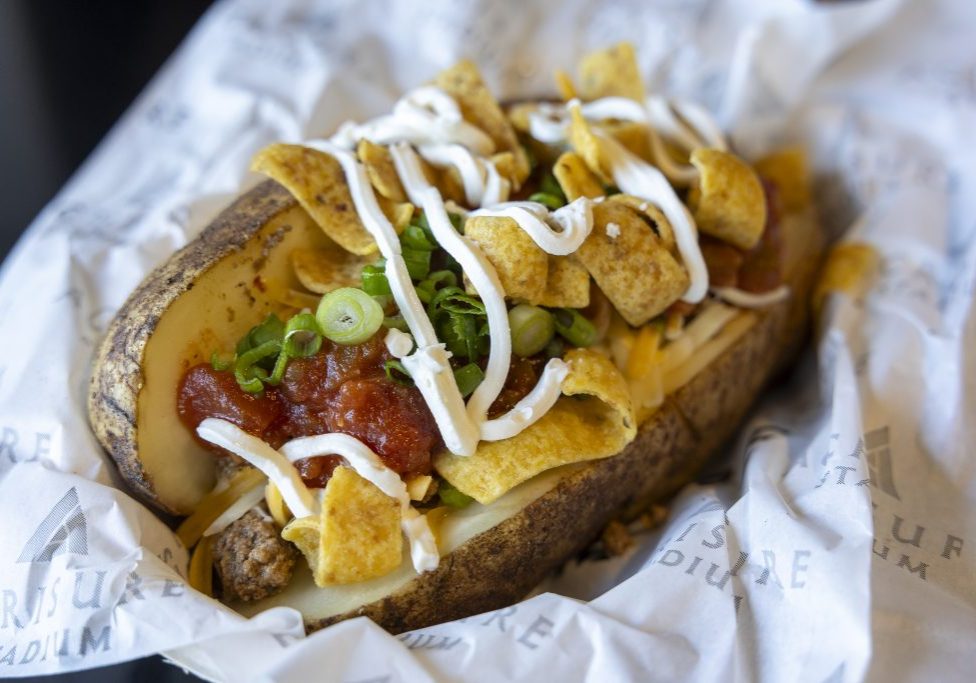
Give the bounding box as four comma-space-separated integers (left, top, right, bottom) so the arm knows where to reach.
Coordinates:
4, 3, 212, 679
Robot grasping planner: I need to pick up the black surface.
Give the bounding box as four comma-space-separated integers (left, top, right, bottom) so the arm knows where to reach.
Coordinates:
1, 2, 211, 680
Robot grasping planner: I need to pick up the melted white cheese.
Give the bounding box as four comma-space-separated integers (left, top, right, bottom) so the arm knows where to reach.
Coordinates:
196, 418, 318, 519
280, 433, 440, 573
202, 483, 267, 537
384, 328, 415, 358
711, 286, 790, 308
470, 198, 594, 256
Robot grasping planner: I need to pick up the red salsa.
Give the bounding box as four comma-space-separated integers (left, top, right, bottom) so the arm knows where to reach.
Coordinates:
178, 334, 440, 488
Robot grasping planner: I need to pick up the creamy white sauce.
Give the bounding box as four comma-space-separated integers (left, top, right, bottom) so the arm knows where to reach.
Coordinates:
469, 198, 594, 256
384, 328, 415, 358
418, 143, 511, 207
196, 418, 318, 519
711, 286, 790, 308
589, 121, 710, 303
606, 222, 621, 239
331, 86, 495, 155
480, 359, 569, 441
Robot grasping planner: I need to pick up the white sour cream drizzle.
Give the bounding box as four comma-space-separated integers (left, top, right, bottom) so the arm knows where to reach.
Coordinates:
528, 98, 727, 304
711, 285, 790, 308
196, 419, 439, 573
469, 199, 594, 256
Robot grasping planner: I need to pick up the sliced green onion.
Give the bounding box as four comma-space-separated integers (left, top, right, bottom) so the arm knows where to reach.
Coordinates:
508, 304, 555, 357
361, 264, 391, 296
439, 480, 474, 508
453, 363, 485, 398
236, 314, 284, 356
384, 359, 414, 386
448, 212, 464, 233
400, 224, 437, 252
316, 287, 384, 345
210, 351, 233, 372
439, 313, 480, 360
416, 270, 458, 304
553, 308, 599, 348
382, 314, 410, 331
283, 313, 323, 358
401, 247, 431, 281
429, 286, 486, 317
267, 349, 289, 386
233, 340, 281, 393
540, 173, 567, 203
544, 336, 565, 359
528, 192, 566, 210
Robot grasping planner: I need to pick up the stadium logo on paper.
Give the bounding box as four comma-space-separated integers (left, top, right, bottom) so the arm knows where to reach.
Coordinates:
16, 488, 89, 563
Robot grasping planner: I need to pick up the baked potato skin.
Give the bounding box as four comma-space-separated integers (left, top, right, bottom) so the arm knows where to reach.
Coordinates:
88, 181, 298, 515
311, 210, 823, 634
89, 169, 821, 632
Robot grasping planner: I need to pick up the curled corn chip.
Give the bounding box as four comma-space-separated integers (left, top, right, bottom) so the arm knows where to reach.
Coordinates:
434, 349, 636, 504
606, 194, 677, 253
377, 195, 414, 233
568, 106, 613, 183
405, 474, 435, 502
252, 144, 377, 255
292, 246, 370, 295
578, 42, 646, 102
435, 61, 530, 186
811, 242, 881, 318
535, 255, 591, 309
602, 120, 652, 161
576, 202, 688, 326
357, 139, 407, 202
753, 146, 812, 213
687, 149, 767, 250
281, 467, 402, 586
464, 215, 548, 302
554, 151, 604, 201
555, 69, 577, 100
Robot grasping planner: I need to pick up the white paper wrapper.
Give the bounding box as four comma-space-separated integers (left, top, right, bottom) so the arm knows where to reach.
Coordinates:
0, 0, 974, 680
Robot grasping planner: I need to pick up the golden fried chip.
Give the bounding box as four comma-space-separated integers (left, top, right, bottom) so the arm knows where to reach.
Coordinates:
535, 255, 591, 308
435, 349, 636, 504
377, 196, 413, 233
464, 215, 548, 302
753, 146, 812, 213
602, 120, 652, 161
687, 149, 767, 250
567, 106, 613, 183
575, 202, 688, 326
435, 61, 530, 185
578, 42, 646, 102
291, 246, 369, 295
506, 102, 537, 134
281, 466, 402, 586
811, 242, 880, 318
251, 144, 377, 255
607, 194, 676, 253
491, 151, 517, 187
357, 139, 407, 202
555, 69, 577, 100
554, 151, 605, 201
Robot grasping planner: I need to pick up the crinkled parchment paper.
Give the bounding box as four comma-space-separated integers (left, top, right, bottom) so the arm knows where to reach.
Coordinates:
0, 0, 973, 680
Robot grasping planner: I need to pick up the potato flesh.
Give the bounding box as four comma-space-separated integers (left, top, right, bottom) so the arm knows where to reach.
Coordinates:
137, 207, 330, 514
